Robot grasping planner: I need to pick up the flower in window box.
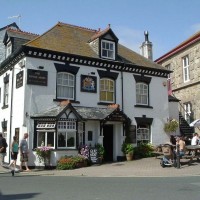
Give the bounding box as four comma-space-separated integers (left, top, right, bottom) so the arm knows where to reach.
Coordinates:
35, 146, 52, 163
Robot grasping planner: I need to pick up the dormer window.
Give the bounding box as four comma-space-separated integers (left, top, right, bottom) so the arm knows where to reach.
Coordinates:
101, 40, 115, 60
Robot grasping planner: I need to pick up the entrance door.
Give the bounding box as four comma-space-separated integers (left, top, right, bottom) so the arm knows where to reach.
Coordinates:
103, 124, 113, 162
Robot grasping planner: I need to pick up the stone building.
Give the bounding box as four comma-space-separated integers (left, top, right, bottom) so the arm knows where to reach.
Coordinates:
155, 32, 200, 135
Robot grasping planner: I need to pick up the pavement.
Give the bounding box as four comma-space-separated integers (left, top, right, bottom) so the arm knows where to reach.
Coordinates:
1, 157, 200, 177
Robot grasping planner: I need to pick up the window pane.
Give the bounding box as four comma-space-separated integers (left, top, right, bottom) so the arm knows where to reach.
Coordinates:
58, 132, 66, 147
47, 132, 54, 147
100, 79, 114, 102
67, 132, 75, 147
57, 72, 74, 99
38, 132, 45, 146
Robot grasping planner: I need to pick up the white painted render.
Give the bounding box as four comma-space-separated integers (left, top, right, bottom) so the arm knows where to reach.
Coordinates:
0, 56, 172, 166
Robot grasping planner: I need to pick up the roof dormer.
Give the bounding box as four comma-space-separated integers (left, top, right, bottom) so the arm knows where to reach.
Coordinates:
89, 24, 118, 60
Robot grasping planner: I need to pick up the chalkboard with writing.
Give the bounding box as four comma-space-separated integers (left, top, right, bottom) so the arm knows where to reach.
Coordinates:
89, 148, 99, 164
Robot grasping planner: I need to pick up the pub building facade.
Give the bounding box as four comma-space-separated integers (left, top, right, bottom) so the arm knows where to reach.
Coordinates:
0, 22, 171, 167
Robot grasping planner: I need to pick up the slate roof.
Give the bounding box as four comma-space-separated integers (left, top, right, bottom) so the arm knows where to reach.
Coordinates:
31, 104, 117, 120
4, 28, 38, 43
24, 22, 165, 71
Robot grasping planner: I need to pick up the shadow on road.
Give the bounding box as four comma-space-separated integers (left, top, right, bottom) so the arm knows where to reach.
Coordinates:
0, 191, 40, 199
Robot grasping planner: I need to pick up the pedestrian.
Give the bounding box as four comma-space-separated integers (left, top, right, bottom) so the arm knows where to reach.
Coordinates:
0, 133, 8, 166
19, 133, 30, 171
8, 136, 19, 170
191, 133, 199, 145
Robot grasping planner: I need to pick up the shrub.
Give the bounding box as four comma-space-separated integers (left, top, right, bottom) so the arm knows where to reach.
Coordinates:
133, 143, 154, 158
57, 155, 88, 170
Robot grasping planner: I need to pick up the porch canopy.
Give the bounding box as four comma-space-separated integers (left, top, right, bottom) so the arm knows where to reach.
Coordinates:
31, 101, 129, 123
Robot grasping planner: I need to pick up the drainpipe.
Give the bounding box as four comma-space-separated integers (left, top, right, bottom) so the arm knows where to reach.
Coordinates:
121, 63, 125, 111
9, 66, 15, 164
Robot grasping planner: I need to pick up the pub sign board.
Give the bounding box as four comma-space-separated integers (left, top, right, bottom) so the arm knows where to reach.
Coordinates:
16, 71, 24, 89
27, 69, 48, 86
89, 147, 99, 164
81, 75, 97, 93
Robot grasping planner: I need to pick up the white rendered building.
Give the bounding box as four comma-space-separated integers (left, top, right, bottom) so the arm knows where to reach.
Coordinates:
0, 22, 171, 167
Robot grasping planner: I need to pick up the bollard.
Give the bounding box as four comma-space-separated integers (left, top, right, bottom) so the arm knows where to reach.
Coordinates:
176, 144, 180, 169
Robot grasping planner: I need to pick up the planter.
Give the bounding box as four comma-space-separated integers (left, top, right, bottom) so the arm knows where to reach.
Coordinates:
126, 152, 133, 161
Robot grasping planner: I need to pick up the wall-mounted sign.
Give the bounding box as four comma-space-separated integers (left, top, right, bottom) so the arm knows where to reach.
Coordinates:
27, 69, 48, 86
16, 71, 24, 89
81, 75, 97, 93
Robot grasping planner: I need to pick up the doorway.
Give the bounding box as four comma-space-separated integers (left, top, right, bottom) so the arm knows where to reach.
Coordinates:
103, 124, 113, 162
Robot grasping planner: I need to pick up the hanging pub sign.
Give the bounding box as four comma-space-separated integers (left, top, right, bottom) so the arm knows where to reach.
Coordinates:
16, 71, 24, 89
89, 147, 99, 164
27, 69, 48, 86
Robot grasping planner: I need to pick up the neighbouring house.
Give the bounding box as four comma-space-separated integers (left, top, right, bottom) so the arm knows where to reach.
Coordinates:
0, 22, 171, 167
155, 32, 200, 136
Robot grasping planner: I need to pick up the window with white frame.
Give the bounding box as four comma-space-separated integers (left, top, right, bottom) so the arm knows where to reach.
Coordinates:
100, 78, 114, 102
6, 42, 12, 58
101, 40, 115, 60
184, 103, 191, 123
136, 128, 150, 144
4, 82, 9, 106
37, 131, 55, 148
136, 82, 148, 105
182, 56, 190, 82
57, 121, 76, 148
57, 72, 74, 99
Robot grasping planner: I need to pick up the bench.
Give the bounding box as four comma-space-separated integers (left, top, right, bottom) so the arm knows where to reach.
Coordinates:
180, 154, 200, 165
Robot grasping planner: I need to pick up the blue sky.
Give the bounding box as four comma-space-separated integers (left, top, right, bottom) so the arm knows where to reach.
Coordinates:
1, 0, 200, 60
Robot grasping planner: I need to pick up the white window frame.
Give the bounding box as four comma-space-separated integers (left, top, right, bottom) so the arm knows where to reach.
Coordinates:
4, 82, 9, 106
136, 128, 150, 143
136, 82, 148, 105
184, 103, 191, 123
37, 130, 55, 148
100, 78, 115, 103
101, 40, 115, 60
182, 56, 190, 82
57, 121, 76, 149
57, 72, 75, 100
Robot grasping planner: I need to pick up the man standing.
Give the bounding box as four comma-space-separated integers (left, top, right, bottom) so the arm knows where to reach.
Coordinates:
0, 133, 7, 166
19, 133, 30, 171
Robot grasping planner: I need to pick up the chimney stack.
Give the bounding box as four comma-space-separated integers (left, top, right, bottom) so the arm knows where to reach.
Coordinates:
140, 31, 153, 60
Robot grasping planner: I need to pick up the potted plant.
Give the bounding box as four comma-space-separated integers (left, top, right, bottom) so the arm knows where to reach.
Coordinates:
164, 119, 179, 135
121, 142, 134, 161
95, 143, 105, 164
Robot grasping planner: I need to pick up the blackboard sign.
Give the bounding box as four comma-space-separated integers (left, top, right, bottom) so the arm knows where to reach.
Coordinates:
89, 148, 99, 164
16, 71, 24, 88
27, 69, 48, 86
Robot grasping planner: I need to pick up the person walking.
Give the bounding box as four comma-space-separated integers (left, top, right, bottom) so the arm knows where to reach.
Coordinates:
9, 136, 19, 171
0, 133, 7, 166
19, 133, 30, 171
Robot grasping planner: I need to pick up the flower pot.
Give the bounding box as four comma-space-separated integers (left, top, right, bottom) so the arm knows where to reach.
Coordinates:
126, 152, 133, 161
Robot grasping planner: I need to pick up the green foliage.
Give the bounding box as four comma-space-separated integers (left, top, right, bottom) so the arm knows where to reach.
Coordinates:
133, 143, 154, 158
121, 142, 134, 154
95, 143, 105, 157
56, 155, 88, 170
164, 119, 179, 133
